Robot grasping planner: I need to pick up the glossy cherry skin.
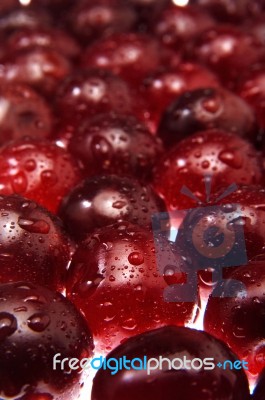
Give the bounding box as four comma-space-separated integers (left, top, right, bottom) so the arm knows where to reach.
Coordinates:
91, 326, 250, 400
0, 195, 71, 291
253, 368, 265, 400
68, 113, 163, 182
59, 175, 166, 241
0, 281, 93, 399
66, 223, 196, 354
68, 0, 136, 43
0, 83, 53, 145
0, 138, 82, 213
204, 259, 265, 376
153, 130, 263, 211
0, 47, 72, 97
192, 26, 265, 89
81, 33, 181, 86
6, 27, 80, 60
158, 87, 259, 148
237, 65, 265, 131
55, 69, 133, 127
139, 63, 220, 133
153, 4, 214, 49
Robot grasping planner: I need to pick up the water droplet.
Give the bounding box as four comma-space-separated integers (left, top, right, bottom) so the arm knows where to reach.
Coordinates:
0, 312, 17, 340
112, 200, 127, 209
219, 151, 243, 169
41, 170, 58, 186
128, 252, 144, 266
11, 172, 27, 193
24, 159, 37, 172
27, 313, 50, 332
122, 318, 137, 331
18, 217, 50, 234
202, 95, 221, 113
201, 160, 210, 169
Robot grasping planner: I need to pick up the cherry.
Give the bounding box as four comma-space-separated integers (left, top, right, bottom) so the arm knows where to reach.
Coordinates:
139, 62, 220, 133
237, 65, 265, 132
0, 138, 82, 213
68, 0, 136, 43
0, 194, 71, 291
55, 69, 133, 127
67, 112, 163, 182
0, 83, 53, 145
158, 87, 258, 148
192, 25, 265, 89
0, 281, 93, 399
81, 33, 181, 86
125, 0, 169, 32
91, 326, 250, 400
204, 259, 265, 376
0, 47, 72, 97
153, 4, 214, 49
66, 223, 196, 354
6, 27, 80, 60
59, 174, 166, 241
253, 368, 265, 400
153, 130, 263, 211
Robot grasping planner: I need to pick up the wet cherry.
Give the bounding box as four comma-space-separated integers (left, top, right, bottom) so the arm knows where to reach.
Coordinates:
59, 175, 166, 241
253, 368, 265, 400
0, 281, 93, 399
0, 194, 71, 291
67, 112, 163, 182
158, 87, 258, 148
66, 223, 196, 354
91, 326, 250, 400
153, 130, 263, 211
0, 138, 82, 213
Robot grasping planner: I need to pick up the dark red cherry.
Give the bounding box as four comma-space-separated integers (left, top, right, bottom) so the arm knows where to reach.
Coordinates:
0, 47, 72, 97
67, 113, 163, 182
204, 259, 265, 376
66, 223, 196, 354
0, 195, 71, 291
153, 4, 214, 49
0, 281, 93, 399
192, 26, 265, 89
0, 138, 82, 213
0, 83, 53, 145
139, 63, 220, 133
125, 0, 168, 32
237, 65, 265, 132
68, 0, 136, 43
6, 27, 80, 60
158, 87, 258, 148
91, 326, 250, 400
253, 368, 265, 400
191, 0, 264, 22
81, 33, 181, 86
153, 130, 263, 210
59, 175, 166, 241
55, 69, 133, 127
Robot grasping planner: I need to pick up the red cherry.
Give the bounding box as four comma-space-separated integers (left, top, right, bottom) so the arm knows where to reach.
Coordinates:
81, 33, 181, 85
0, 138, 82, 213
158, 87, 259, 148
139, 62, 220, 133
55, 69, 134, 127
204, 259, 265, 376
59, 175, 166, 241
253, 368, 265, 400
67, 113, 163, 182
126, 0, 168, 31
0, 281, 93, 399
66, 223, 196, 354
6, 27, 80, 60
68, 0, 137, 43
0, 47, 72, 96
192, 25, 265, 89
153, 130, 263, 210
153, 4, 214, 49
0, 195, 71, 291
0, 83, 53, 145
91, 326, 250, 400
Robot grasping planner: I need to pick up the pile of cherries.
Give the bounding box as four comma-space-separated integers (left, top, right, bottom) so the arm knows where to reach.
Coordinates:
0, 0, 265, 399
